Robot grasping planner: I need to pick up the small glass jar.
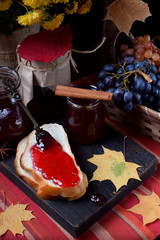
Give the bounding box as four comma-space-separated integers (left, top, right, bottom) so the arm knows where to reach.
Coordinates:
0, 67, 29, 143
66, 83, 105, 144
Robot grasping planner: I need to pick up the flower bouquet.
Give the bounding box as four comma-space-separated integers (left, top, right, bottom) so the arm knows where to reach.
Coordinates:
0, 0, 92, 68
0, 0, 92, 35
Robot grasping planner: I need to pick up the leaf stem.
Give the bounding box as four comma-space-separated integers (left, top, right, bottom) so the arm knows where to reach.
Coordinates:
17, 1, 29, 13
123, 136, 127, 160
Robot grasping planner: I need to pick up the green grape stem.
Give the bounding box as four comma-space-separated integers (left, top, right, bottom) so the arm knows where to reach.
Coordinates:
122, 69, 152, 90
104, 62, 152, 92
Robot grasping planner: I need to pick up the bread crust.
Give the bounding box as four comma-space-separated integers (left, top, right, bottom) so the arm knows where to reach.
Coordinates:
15, 123, 88, 200
14, 137, 38, 189
14, 137, 52, 199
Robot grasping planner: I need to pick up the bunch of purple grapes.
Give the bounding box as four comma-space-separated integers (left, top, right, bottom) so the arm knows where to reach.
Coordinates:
97, 55, 160, 112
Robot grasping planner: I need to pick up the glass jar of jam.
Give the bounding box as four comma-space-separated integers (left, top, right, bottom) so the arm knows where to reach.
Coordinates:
66, 83, 105, 144
0, 67, 29, 143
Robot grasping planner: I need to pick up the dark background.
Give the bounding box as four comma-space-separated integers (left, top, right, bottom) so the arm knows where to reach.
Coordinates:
71, 0, 160, 78
131, 0, 160, 37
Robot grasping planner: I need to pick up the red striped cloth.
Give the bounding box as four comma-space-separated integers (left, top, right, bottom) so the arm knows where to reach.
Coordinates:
1, 164, 160, 239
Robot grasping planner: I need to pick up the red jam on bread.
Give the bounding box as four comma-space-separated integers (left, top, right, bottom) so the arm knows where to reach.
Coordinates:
30, 136, 80, 188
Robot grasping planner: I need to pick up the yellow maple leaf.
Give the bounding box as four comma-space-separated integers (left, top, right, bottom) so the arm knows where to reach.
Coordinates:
88, 146, 141, 191
105, 0, 151, 35
127, 191, 160, 225
0, 203, 36, 236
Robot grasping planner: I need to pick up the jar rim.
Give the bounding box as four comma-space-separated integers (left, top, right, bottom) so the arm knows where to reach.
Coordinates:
0, 66, 20, 97
67, 83, 100, 109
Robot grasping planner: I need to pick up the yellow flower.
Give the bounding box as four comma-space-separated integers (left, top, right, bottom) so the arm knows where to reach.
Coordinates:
0, 0, 12, 11
17, 9, 44, 26
42, 13, 64, 31
52, 0, 69, 3
52, 0, 59, 3
22, 0, 52, 8
76, 0, 92, 14
65, 1, 78, 14
59, 0, 69, 3
62, 0, 69, 3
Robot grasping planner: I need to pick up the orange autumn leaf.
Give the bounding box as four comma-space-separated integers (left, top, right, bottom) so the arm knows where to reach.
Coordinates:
88, 146, 142, 191
0, 203, 36, 236
105, 0, 151, 35
127, 191, 160, 225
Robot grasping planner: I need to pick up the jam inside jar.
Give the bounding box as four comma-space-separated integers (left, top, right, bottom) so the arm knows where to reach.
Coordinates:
66, 84, 105, 144
0, 67, 29, 143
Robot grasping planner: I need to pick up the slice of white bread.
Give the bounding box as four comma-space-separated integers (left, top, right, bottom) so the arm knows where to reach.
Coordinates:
14, 136, 37, 187
15, 123, 88, 200
14, 136, 53, 199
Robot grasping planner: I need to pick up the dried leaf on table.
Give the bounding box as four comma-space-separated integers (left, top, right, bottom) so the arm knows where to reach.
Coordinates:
88, 146, 141, 191
0, 203, 36, 236
105, 0, 151, 35
127, 191, 160, 225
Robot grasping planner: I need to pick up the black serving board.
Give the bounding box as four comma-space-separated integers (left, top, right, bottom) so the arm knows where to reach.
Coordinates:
0, 126, 158, 238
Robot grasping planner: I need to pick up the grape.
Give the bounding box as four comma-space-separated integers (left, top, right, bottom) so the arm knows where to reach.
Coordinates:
145, 83, 152, 93
122, 102, 134, 112
144, 41, 153, 49
148, 72, 157, 85
97, 81, 105, 90
152, 53, 160, 61
123, 55, 135, 64
124, 48, 134, 56
115, 81, 122, 88
134, 60, 144, 70
156, 80, 160, 89
153, 46, 158, 53
144, 94, 154, 104
103, 76, 114, 88
97, 43, 160, 113
134, 42, 144, 50
123, 92, 133, 103
149, 65, 158, 74
98, 70, 106, 80
119, 44, 128, 51
142, 59, 150, 67
113, 89, 124, 105
134, 51, 144, 61
157, 73, 160, 80
142, 34, 151, 43
143, 94, 150, 104
132, 76, 138, 85
125, 64, 135, 72
133, 92, 142, 104
119, 34, 160, 71
134, 78, 146, 93
106, 87, 114, 93
117, 67, 124, 74
136, 47, 145, 54
103, 63, 115, 72
152, 86, 160, 98
144, 49, 153, 58
148, 95, 155, 104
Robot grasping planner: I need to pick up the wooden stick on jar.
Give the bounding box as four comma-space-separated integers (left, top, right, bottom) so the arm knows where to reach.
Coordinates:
55, 85, 113, 101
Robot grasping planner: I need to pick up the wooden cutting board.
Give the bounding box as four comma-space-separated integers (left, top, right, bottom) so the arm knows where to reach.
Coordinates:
0, 126, 158, 238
